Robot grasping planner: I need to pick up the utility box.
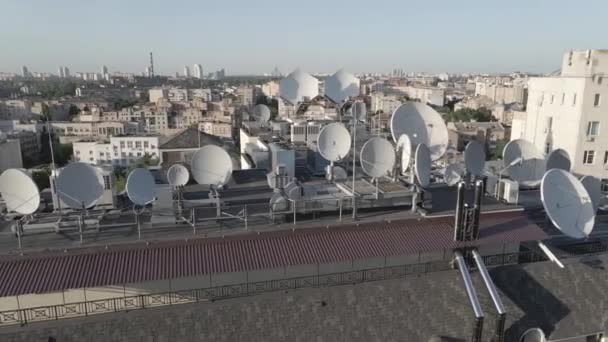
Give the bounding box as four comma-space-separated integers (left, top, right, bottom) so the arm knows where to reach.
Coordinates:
498, 179, 519, 204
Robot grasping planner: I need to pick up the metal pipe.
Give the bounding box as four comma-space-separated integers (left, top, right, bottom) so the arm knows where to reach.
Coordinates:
454, 181, 466, 241
472, 250, 506, 341
472, 180, 484, 240
454, 251, 484, 342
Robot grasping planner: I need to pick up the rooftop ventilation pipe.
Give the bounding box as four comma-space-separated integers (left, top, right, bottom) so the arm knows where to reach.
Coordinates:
453, 181, 466, 241
472, 180, 484, 240
454, 251, 484, 342
472, 250, 506, 342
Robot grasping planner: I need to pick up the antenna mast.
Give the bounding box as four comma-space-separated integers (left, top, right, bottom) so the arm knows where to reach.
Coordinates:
149, 52, 155, 78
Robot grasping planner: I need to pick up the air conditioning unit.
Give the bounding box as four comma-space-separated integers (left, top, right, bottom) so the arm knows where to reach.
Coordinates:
498, 179, 519, 204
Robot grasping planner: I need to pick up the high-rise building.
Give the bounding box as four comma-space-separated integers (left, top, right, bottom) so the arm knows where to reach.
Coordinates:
101, 65, 108, 75
145, 67, 152, 78
510, 49, 608, 179
183, 66, 190, 78
193, 64, 203, 79
63, 67, 70, 78
21, 66, 29, 77
58, 66, 64, 78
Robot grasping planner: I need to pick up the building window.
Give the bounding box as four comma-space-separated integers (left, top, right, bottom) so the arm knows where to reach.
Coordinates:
144, 141, 149, 148
587, 121, 600, 136
135, 141, 142, 148
121, 152, 126, 157
120, 141, 125, 148
604, 151, 608, 165
103, 176, 111, 190
127, 141, 133, 148
583, 150, 595, 165
572, 93, 577, 106
128, 152, 133, 157
545, 143, 551, 154
599, 76, 604, 85
137, 152, 142, 157
594, 94, 601, 107
550, 95, 554, 104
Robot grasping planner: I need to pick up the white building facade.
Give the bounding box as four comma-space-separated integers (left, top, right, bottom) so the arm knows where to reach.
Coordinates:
73, 136, 161, 166
511, 49, 608, 179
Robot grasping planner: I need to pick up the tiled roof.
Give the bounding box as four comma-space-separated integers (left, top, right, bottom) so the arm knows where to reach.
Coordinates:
159, 128, 222, 149
0, 212, 547, 297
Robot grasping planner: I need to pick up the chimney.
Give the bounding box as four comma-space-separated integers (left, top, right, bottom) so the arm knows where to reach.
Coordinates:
472, 250, 506, 342
472, 180, 484, 240
455, 251, 484, 342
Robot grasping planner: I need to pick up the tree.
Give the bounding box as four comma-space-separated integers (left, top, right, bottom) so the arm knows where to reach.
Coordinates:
489, 138, 509, 160
40, 103, 50, 122
68, 105, 81, 117
443, 107, 495, 123
32, 168, 51, 190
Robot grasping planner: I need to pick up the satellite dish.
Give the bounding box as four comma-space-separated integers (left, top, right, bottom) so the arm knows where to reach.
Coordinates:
541, 169, 595, 239
269, 192, 288, 211
519, 328, 546, 342
126, 168, 157, 206
191, 145, 233, 186
326, 165, 348, 182
545, 149, 571, 172
390, 102, 449, 161
396, 134, 412, 174
324, 69, 360, 104
318, 123, 351, 162
0, 169, 40, 215
580, 175, 601, 212
56, 162, 104, 209
360, 137, 395, 178
166, 164, 190, 187
414, 144, 432, 188
503, 139, 545, 187
252, 104, 271, 122
464, 140, 485, 176
443, 164, 463, 186
279, 69, 319, 105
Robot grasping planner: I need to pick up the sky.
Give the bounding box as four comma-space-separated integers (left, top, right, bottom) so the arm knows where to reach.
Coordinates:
1, 0, 606, 75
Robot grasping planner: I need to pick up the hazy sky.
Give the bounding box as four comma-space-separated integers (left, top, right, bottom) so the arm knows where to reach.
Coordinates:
1, 0, 606, 75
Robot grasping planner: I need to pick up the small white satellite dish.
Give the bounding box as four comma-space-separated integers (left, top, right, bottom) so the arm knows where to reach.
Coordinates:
414, 143, 432, 188
269, 192, 288, 212
580, 175, 601, 212
0, 169, 40, 215
503, 139, 545, 187
464, 140, 485, 176
326, 165, 348, 182
541, 169, 595, 239
126, 168, 157, 206
545, 148, 571, 172
390, 102, 449, 161
56, 162, 104, 209
396, 134, 412, 174
519, 328, 546, 342
318, 123, 351, 162
191, 145, 233, 186
360, 137, 395, 178
443, 164, 463, 186
167, 164, 190, 187
252, 104, 271, 122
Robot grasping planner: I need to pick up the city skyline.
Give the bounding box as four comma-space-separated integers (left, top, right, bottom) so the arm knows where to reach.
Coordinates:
1, 0, 606, 75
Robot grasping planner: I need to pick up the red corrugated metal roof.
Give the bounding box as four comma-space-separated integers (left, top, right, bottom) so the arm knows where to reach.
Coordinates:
0, 211, 546, 297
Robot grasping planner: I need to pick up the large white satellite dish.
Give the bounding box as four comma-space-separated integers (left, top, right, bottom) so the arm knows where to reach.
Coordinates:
545, 148, 571, 172
126, 168, 157, 206
252, 104, 271, 122
580, 175, 601, 212
324, 69, 360, 104
396, 134, 412, 174
56, 162, 104, 209
503, 139, 545, 187
519, 328, 546, 342
318, 123, 351, 162
443, 164, 463, 186
390, 102, 449, 161
414, 143, 432, 188
167, 164, 190, 187
360, 138, 395, 178
541, 169, 595, 239
279, 69, 319, 105
464, 140, 485, 176
191, 145, 233, 186
0, 169, 40, 215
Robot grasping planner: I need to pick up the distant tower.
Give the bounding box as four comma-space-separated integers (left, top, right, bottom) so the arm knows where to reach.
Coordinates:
149, 52, 155, 78
21, 66, 29, 77
64, 66, 70, 78
145, 67, 152, 78
101, 65, 108, 75
183, 66, 190, 78
193, 64, 203, 79
58, 66, 64, 78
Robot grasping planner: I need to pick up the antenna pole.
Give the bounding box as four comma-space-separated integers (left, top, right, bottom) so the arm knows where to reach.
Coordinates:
46, 120, 62, 213
351, 101, 357, 220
